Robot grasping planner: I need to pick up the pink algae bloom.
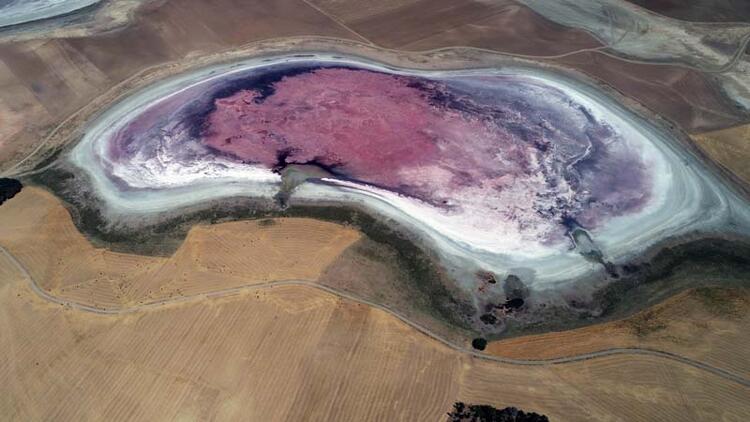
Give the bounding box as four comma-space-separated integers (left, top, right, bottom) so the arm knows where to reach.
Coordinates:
203, 68, 510, 195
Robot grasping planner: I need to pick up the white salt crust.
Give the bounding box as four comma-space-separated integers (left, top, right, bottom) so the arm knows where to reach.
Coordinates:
70, 54, 750, 289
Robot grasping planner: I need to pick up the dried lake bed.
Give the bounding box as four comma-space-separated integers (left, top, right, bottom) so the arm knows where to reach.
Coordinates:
50, 52, 750, 333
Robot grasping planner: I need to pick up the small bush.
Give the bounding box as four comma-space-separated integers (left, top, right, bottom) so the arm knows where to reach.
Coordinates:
471, 338, 487, 350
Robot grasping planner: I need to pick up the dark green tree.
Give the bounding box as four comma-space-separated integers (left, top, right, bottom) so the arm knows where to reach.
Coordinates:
447, 402, 549, 422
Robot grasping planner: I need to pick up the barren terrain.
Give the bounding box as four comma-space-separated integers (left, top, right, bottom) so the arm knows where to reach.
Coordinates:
625, 0, 750, 22
0, 187, 360, 310
1, 1, 750, 420
489, 287, 750, 378
0, 185, 748, 421
1, 244, 749, 421
693, 123, 750, 186
1, 0, 749, 173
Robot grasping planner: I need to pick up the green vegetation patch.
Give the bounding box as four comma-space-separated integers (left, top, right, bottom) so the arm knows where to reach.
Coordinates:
691, 287, 748, 318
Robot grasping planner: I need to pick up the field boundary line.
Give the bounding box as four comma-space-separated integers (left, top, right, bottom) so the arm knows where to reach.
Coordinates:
1, 244, 748, 387
6, 31, 748, 177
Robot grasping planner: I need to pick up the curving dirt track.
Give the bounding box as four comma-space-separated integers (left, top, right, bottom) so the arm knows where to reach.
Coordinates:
0, 188, 750, 420
2, 1, 750, 420
2, 242, 749, 388
0, 188, 361, 309
2, 0, 750, 174
1, 244, 749, 420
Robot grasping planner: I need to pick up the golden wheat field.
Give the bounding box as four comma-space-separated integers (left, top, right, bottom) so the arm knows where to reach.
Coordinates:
1, 1, 750, 420
693, 124, 750, 187
0, 186, 748, 421
2, 249, 749, 421
488, 288, 750, 378
0, 187, 360, 310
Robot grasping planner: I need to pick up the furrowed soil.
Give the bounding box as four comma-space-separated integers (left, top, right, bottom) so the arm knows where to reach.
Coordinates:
2, 0, 748, 171
0, 185, 748, 421
693, 123, 750, 186
1, 249, 749, 421
1, 1, 750, 419
0, 187, 360, 309
488, 287, 750, 378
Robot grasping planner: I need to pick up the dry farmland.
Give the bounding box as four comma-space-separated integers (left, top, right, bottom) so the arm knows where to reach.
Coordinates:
488, 287, 750, 379
1, 247, 749, 421
0, 186, 748, 421
693, 124, 750, 186
1, 0, 748, 172
0, 187, 360, 309
1, 0, 750, 420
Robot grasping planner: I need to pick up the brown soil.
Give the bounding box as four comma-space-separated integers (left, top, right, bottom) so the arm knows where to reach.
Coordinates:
0, 186, 747, 421
692, 123, 750, 186
0, 0, 358, 168
399, 7, 600, 55
345, 0, 603, 56
488, 287, 750, 378
1, 252, 748, 421
319, 237, 469, 344
551, 51, 747, 132
1, 0, 747, 170
0, 187, 360, 309
313, 0, 570, 51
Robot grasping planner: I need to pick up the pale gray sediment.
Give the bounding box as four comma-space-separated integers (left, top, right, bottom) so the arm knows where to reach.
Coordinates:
0, 0, 101, 28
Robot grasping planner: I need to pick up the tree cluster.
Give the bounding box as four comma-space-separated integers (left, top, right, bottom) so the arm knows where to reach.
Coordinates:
447, 402, 549, 422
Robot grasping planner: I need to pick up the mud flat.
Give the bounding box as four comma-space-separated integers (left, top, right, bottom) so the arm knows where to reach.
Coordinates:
0, 0, 149, 41
33, 51, 750, 336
